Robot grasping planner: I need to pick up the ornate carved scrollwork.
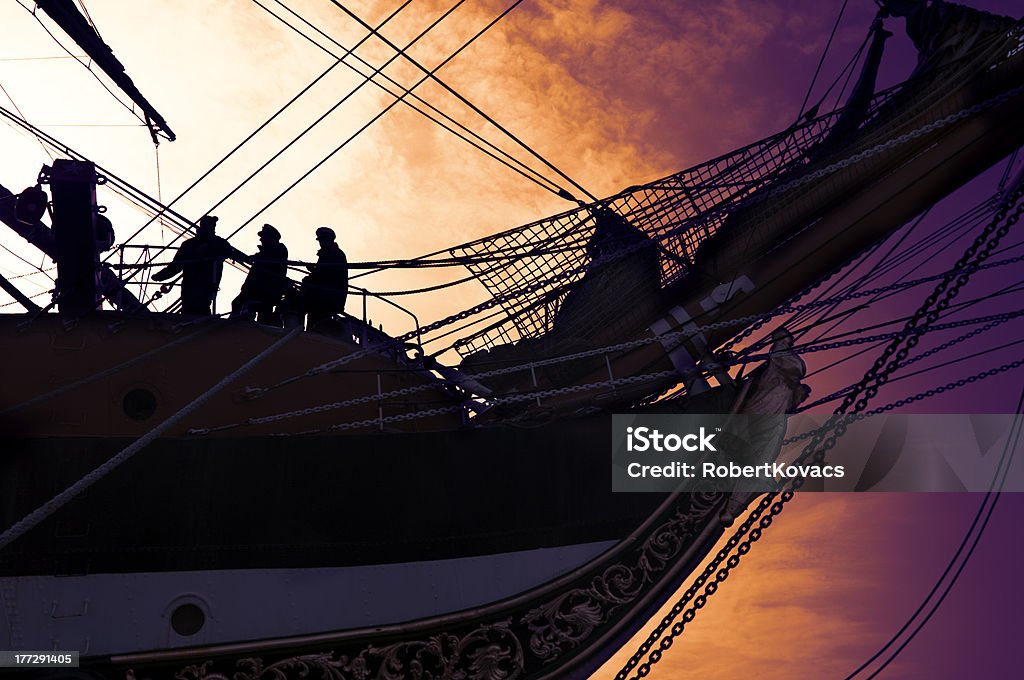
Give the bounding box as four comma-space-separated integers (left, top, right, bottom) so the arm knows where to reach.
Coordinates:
129, 622, 523, 680
127, 493, 724, 680
521, 492, 720, 665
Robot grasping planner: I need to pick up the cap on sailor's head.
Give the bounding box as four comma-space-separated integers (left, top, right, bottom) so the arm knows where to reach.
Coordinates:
259, 223, 281, 240
198, 215, 218, 230
771, 327, 794, 346
315, 226, 336, 242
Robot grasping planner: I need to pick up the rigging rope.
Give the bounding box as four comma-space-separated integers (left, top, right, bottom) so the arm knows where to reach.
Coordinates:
224, 0, 527, 242
259, 0, 571, 200
196, 0, 472, 244
327, 0, 596, 204
0, 243, 55, 282
617, 177, 1024, 680
845, 391, 1024, 679
797, 0, 851, 120
0, 78, 55, 162
0, 104, 196, 234
109, 0, 415, 275
192, 303, 1024, 435
777, 198, 992, 352
246, 226, 1024, 399
421, 81, 1024, 359
211, 0, 461, 229
14, 0, 149, 128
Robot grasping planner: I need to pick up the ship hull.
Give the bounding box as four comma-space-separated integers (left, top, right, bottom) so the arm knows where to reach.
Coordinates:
80, 492, 732, 680
0, 389, 743, 666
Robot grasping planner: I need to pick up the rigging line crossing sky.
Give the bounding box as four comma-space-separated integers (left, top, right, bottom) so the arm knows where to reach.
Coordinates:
0, 102, 244, 281
623, 223, 1024, 678
0, 79, 54, 161
779, 292, 1021, 389
849, 393, 1024, 679
225, 0, 528, 241
328, 0, 598, 203
0, 104, 194, 228
741, 190, 999, 354
796, 207, 987, 348
451, 165, 1021, 352
262, 0, 568, 198
798, 278, 1024, 391
783, 232, 894, 346
216, 0, 472, 239
800, 280, 1024, 387
13, 0, 147, 128
742, 230, 1024, 385
800, 271, 1024, 359
878, 334, 1024, 391
798, 0, 851, 119
355, 91, 897, 286
106, 0, 417, 281
135, 0, 468, 257
785, 206, 940, 347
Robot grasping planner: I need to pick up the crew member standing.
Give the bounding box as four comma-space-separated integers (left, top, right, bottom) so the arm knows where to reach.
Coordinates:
153, 215, 243, 315
231, 223, 289, 324
302, 226, 348, 327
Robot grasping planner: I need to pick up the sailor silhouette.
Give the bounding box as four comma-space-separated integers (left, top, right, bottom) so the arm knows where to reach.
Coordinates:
301, 226, 349, 327
153, 215, 243, 315
231, 223, 289, 325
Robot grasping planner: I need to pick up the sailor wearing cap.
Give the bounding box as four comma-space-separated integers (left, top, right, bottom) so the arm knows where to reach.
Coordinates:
231, 223, 290, 324
301, 226, 348, 327
153, 215, 244, 315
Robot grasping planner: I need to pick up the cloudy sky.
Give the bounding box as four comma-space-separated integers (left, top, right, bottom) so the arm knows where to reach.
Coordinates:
0, 0, 942, 322
1, 0, 1022, 676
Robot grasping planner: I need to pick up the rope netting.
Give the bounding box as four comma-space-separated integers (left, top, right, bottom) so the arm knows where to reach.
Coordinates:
448, 21, 1024, 360
449, 87, 905, 357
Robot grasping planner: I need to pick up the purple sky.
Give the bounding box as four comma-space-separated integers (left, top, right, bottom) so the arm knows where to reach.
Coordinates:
1, 1, 1021, 674
587, 1, 1024, 676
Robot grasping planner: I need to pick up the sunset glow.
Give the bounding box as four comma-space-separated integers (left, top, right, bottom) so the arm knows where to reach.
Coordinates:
1, 1, 1022, 676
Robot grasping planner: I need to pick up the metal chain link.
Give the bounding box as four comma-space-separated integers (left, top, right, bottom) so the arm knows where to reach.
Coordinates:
785, 354, 1024, 446
620, 179, 1024, 680
799, 310, 1022, 411
244, 81, 1024, 400
270, 370, 680, 436
202, 302, 1020, 437
239, 244, 1024, 407
194, 300, 1024, 435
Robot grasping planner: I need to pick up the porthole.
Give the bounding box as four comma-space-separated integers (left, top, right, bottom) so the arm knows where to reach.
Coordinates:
122, 388, 157, 420
170, 602, 205, 636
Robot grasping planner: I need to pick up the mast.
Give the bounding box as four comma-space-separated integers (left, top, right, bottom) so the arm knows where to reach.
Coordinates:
35, 0, 175, 143
47, 160, 102, 315
0, 179, 147, 314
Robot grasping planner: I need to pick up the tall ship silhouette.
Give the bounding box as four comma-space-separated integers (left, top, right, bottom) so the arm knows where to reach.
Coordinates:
1, 1, 1023, 678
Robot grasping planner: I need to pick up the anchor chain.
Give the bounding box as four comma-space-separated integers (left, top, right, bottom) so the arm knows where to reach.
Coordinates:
620, 182, 1024, 679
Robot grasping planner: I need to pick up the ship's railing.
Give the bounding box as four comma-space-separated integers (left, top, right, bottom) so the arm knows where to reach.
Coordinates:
349, 284, 422, 351
114, 243, 178, 309
112, 245, 424, 351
